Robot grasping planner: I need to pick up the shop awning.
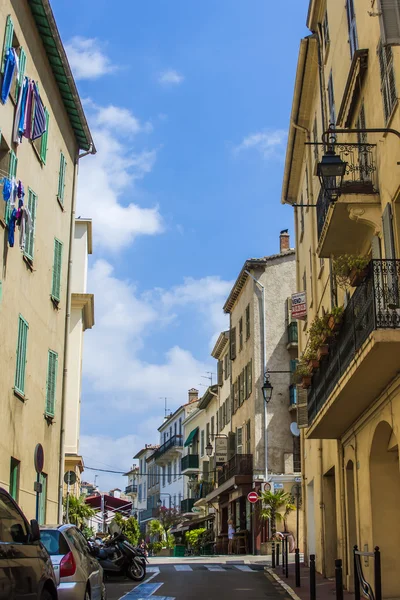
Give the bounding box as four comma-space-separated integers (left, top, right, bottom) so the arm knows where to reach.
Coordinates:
184, 427, 199, 447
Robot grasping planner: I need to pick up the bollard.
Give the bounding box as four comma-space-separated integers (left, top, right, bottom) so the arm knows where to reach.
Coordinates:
282, 540, 285, 575
276, 542, 280, 567
354, 546, 360, 600
335, 559, 343, 600
374, 547, 382, 600
295, 548, 301, 587
272, 540, 276, 569
310, 554, 316, 600
285, 535, 289, 579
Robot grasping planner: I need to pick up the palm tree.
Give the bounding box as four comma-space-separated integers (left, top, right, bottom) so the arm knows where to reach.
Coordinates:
260, 490, 296, 559
63, 495, 96, 528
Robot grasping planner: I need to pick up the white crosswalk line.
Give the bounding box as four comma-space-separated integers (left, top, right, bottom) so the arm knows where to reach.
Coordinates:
206, 565, 226, 571
174, 565, 193, 571
234, 565, 253, 572
146, 566, 160, 573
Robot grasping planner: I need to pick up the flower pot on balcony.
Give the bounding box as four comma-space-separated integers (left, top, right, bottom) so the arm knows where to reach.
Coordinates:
328, 315, 339, 332
317, 344, 329, 361
308, 359, 320, 372
302, 376, 312, 389
349, 267, 368, 287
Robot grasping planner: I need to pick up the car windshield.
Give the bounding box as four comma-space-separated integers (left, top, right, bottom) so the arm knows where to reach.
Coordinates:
40, 529, 70, 556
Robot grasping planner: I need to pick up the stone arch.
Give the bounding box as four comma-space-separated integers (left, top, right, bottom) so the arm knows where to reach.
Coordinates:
369, 420, 400, 598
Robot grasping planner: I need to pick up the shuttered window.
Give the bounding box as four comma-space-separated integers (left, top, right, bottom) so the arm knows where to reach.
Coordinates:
5, 149, 17, 225
200, 430, 205, 457
296, 386, 309, 429
15, 47, 26, 98
379, 0, 400, 46
226, 396, 231, 423
327, 71, 336, 126
51, 239, 63, 302
45, 350, 58, 417
246, 420, 251, 454
244, 364, 248, 399
378, 40, 397, 123
245, 304, 250, 339
24, 189, 37, 261
217, 360, 223, 386
40, 109, 49, 164
2, 15, 14, 73
230, 327, 236, 360
247, 359, 252, 396
239, 317, 243, 350
236, 427, 243, 454
57, 152, 66, 204
15, 315, 28, 395
346, 0, 358, 58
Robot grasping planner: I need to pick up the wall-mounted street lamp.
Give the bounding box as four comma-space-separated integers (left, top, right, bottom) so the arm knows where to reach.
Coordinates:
262, 369, 293, 404
317, 148, 347, 201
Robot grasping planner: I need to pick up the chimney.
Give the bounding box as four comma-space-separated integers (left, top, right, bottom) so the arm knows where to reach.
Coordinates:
188, 388, 199, 403
280, 229, 290, 253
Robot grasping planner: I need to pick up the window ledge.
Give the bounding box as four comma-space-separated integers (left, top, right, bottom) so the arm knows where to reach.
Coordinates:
23, 255, 34, 271
56, 196, 65, 212
13, 388, 25, 402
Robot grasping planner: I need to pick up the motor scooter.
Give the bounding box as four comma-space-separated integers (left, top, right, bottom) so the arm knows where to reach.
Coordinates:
90, 526, 146, 581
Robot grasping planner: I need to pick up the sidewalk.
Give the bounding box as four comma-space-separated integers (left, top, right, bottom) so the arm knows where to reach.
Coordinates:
266, 562, 355, 600
147, 553, 299, 565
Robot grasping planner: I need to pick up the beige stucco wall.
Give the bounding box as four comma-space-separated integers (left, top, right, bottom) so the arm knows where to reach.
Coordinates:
0, 2, 79, 522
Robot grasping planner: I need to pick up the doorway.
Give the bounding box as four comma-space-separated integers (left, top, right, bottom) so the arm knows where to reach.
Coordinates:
307, 480, 316, 557
345, 460, 357, 591
323, 467, 338, 578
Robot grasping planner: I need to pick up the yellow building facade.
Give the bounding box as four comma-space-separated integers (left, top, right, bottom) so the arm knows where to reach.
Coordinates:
0, 1, 94, 524
283, 1, 400, 597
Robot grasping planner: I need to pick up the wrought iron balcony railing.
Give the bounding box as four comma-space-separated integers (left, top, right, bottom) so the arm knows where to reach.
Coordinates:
308, 260, 400, 425
153, 434, 183, 460
317, 142, 377, 240
125, 484, 138, 494
287, 322, 298, 345
217, 454, 253, 485
181, 454, 199, 471
139, 507, 158, 522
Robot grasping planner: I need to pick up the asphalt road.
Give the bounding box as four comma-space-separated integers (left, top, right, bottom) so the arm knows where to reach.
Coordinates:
105, 563, 291, 600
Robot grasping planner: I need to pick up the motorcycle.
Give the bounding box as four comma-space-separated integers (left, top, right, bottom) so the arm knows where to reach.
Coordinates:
90, 526, 146, 581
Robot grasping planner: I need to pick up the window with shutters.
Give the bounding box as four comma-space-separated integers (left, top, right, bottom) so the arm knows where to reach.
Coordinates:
224, 353, 229, 380
219, 406, 223, 431
244, 364, 248, 399
246, 421, 251, 454
226, 396, 231, 423
313, 117, 319, 162
15, 315, 28, 396
45, 350, 58, 418
15, 47, 26, 99
230, 327, 236, 360
34, 108, 49, 164
51, 238, 63, 303
9, 458, 20, 502
200, 430, 205, 457
379, 0, 400, 46
247, 360, 252, 396
234, 380, 239, 412
2, 15, 14, 73
211, 415, 215, 437
377, 40, 397, 123
245, 304, 250, 340
206, 422, 210, 445
168, 462, 172, 483
24, 189, 37, 262
323, 11, 330, 52
57, 152, 67, 205
4, 149, 17, 225
236, 427, 243, 454
239, 317, 243, 351
327, 71, 336, 126
218, 360, 223, 386
239, 371, 244, 406
346, 0, 358, 59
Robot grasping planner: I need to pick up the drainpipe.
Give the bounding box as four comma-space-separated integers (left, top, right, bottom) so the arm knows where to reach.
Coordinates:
57, 144, 94, 523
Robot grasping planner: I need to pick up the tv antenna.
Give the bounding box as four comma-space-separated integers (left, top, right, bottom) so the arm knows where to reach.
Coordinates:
160, 397, 171, 418
202, 372, 214, 386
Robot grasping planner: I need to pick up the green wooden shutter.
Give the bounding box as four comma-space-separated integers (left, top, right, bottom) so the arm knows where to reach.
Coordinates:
40, 109, 49, 164
45, 350, 58, 417
51, 239, 63, 302
24, 189, 37, 261
15, 47, 26, 98
57, 153, 66, 203
379, 0, 400, 46
15, 315, 28, 395
2, 15, 14, 73
9, 458, 19, 501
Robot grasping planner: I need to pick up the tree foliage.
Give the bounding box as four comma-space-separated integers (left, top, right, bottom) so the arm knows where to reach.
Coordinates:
63, 495, 96, 528
149, 519, 163, 541
157, 507, 180, 538
260, 490, 296, 537
185, 528, 206, 554
112, 513, 140, 545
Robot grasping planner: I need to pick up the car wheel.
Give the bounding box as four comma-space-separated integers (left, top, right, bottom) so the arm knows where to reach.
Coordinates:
126, 560, 146, 581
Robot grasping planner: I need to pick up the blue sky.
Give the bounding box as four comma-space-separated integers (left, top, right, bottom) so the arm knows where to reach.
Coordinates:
52, 0, 309, 490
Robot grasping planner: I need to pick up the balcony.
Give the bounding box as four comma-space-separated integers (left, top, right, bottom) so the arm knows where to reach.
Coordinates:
154, 434, 183, 466
287, 322, 298, 349
218, 454, 253, 486
125, 484, 138, 495
181, 498, 195, 513
139, 507, 158, 522
181, 454, 199, 475
316, 143, 380, 258
307, 260, 400, 439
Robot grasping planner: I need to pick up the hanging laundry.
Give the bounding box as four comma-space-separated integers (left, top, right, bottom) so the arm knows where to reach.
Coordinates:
13, 76, 25, 143
1, 48, 16, 104
2, 178, 11, 202
19, 206, 32, 252
23, 80, 34, 139
17, 181, 24, 200
32, 82, 46, 140
17, 78, 29, 140
8, 208, 17, 247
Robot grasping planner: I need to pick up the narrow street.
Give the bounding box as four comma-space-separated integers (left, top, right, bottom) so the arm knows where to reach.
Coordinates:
105, 562, 289, 600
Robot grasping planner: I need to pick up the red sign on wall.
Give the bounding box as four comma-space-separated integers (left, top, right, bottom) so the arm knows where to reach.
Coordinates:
247, 491, 259, 504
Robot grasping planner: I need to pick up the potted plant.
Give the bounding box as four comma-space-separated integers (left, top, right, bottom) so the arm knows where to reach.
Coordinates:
303, 347, 319, 372
328, 305, 344, 332
295, 362, 312, 389
308, 313, 331, 357
333, 255, 370, 289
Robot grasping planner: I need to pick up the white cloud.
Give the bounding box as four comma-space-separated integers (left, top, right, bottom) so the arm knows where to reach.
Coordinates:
158, 69, 184, 85
77, 104, 163, 252
234, 129, 287, 159
65, 37, 116, 80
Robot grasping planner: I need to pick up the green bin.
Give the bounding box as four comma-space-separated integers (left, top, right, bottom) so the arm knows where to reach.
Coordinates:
173, 544, 185, 557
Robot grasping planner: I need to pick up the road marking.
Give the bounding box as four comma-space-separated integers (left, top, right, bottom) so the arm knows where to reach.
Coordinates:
234, 565, 254, 572
206, 565, 225, 571
174, 565, 192, 571
124, 582, 164, 597
147, 567, 160, 573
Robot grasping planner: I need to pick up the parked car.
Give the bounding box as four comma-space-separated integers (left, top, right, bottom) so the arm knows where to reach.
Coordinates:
0, 487, 58, 600
40, 525, 106, 600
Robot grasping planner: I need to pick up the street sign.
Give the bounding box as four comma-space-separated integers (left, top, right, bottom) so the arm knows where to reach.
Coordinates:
215, 437, 228, 464
247, 491, 259, 504
264, 482, 271, 492
191, 507, 203, 514
34, 444, 44, 474
291, 291, 307, 320
274, 483, 284, 490
64, 471, 77, 485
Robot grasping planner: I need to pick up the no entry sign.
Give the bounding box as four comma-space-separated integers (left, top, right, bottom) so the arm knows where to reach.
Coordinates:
247, 491, 259, 504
